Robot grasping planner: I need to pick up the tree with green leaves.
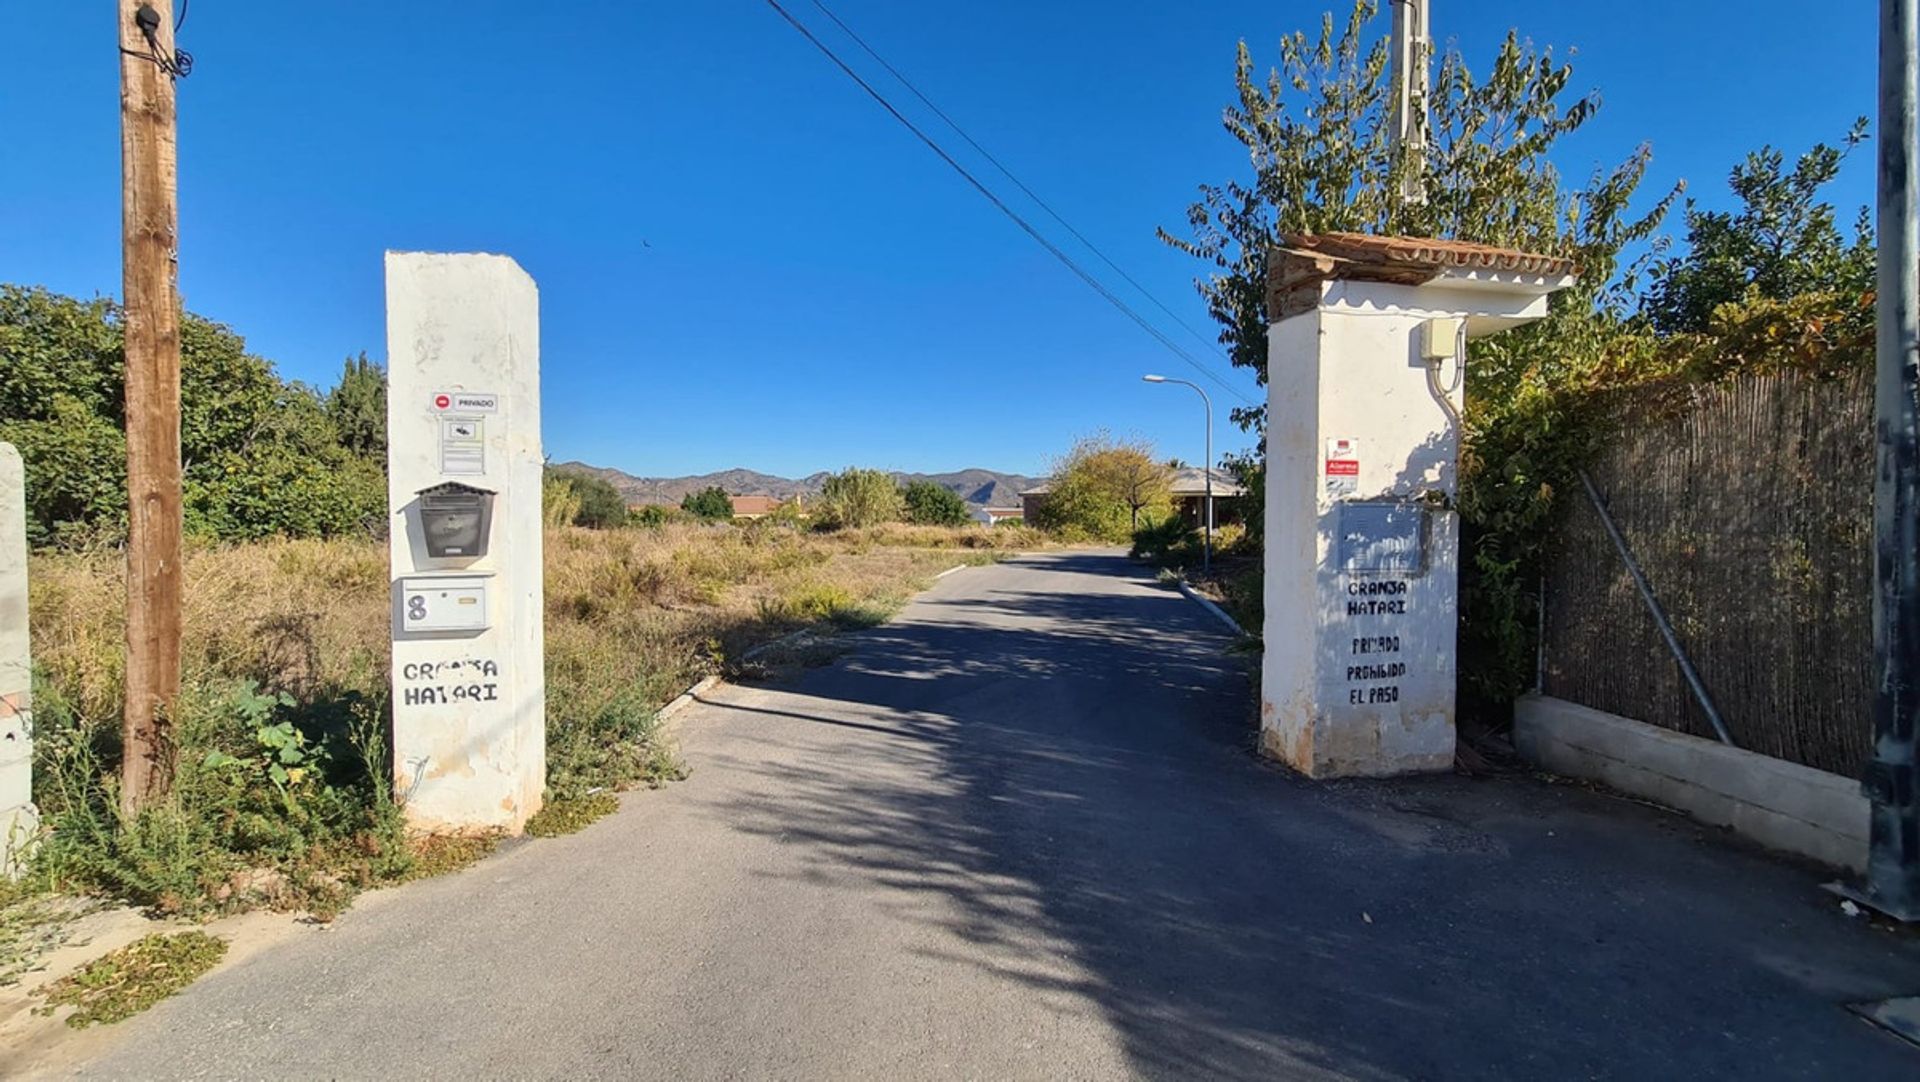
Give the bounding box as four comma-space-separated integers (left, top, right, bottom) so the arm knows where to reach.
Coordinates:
1643, 121, 1875, 335
814, 468, 904, 530
1034, 433, 1170, 541
0, 284, 385, 546
1160, 0, 1676, 432
551, 469, 627, 529
902, 480, 969, 526
680, 485, 734, 522
327, 352, 387, 459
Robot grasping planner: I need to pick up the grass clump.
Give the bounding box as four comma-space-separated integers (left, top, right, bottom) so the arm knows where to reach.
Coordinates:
524, 792, 620, 837
34, 931, 227, 1028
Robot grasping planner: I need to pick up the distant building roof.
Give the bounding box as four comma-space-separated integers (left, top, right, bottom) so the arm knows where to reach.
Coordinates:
1169, 468, 1245, 498
1021, 471, 1243, 499
729, 495, 782, 516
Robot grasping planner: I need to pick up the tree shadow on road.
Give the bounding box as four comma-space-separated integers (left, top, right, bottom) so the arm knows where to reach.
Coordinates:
692, 553, 1920, 1080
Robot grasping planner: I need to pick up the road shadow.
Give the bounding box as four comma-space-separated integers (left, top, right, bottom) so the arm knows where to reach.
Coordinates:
695, 552, 1920, 1080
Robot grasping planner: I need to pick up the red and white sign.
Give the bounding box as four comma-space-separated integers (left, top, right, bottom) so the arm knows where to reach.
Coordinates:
429, 391, 500, 414
1325, 437, 1359, 492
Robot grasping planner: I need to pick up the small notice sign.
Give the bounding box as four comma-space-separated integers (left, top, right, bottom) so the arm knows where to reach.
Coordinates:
1326, 437, 1359, 493
441, 418, 485, 476
431, 391, 500, 414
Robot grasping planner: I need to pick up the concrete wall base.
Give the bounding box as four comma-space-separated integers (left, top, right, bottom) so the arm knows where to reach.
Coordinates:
1514, 694, 1868, 872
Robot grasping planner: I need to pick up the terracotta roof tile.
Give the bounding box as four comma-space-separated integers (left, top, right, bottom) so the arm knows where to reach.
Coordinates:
1286, 232, 1577, 277
1266, 232, 1577, 321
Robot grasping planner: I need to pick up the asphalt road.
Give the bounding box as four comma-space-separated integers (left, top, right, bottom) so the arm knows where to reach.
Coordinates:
59, 552, 1920, 1079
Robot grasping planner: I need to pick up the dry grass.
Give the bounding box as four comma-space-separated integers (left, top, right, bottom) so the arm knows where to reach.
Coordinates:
28, 521, 1029, 765
20, 521, 1033, 916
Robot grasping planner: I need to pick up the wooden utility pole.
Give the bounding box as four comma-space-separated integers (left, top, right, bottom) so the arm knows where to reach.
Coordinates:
118, 0, 183, 814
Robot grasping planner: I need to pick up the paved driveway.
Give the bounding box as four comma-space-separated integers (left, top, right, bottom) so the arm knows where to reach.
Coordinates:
58, 552, 1920, 1079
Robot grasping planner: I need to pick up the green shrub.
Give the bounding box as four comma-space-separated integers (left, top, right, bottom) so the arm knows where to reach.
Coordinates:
544, 469, 626, 529
814, 468, 904, 530
1, 284, 390, 547
680, 485, 734, 522
629, 504, 681, 528
30, 679, 407, 916
1131, 517, 1200, 563
903, 481, 969, 526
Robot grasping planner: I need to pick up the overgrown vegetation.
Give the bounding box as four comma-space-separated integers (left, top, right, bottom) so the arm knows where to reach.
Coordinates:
680, 485, 734, 522
902, 479, 970, 526
21, 524, 1016, 916
1030, 432, 1171, 542
545, 468, 629, 529
33, 931, 226, 1028
0, 286, 386, 547
814, 467, 906, 530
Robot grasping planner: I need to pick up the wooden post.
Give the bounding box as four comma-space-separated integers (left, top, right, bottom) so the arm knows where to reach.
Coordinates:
119, 0, 182, 815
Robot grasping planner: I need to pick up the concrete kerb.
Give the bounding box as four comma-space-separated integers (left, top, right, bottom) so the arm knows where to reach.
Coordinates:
654, 675, 721, 739
1174, 578, 1246, 637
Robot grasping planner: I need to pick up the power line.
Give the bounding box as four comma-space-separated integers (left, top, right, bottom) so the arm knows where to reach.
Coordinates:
804, 0, 1227, 360
761, 0, 1253, 404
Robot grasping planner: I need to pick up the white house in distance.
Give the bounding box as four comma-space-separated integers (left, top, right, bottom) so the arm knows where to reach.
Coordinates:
970, 506, 1025, 526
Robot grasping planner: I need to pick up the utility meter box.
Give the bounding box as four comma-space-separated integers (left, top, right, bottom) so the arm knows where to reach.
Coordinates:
401, 575, 491, 633
1337, 502, 1427, 574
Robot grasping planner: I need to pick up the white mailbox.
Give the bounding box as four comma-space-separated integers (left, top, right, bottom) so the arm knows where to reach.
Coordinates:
401, 575, 490, 633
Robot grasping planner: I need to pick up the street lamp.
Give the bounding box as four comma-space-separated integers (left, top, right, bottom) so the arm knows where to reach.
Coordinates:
1142, 374, 1213, 575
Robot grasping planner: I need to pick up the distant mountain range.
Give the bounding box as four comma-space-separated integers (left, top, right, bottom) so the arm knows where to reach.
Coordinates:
551, 463, 1042, 510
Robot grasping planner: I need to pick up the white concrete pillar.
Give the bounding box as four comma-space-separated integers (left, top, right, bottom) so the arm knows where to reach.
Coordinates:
385, 253, 545, 832
1, 443, 35, 874
1260, 235, 1573, 777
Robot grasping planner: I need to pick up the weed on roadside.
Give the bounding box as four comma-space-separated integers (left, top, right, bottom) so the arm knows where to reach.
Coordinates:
397, 834, 500, 882
523, 792, 620, 837
34, 931, 227, 1028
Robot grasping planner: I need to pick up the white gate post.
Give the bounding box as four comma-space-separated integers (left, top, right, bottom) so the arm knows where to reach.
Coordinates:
1, 443, 36, 874
1259, 235, 1574, 777
384, 253, 545, 832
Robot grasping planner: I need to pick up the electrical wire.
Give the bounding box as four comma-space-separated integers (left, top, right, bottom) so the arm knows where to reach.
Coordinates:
762, 0, 1253, 404
804, 0, 1227, 361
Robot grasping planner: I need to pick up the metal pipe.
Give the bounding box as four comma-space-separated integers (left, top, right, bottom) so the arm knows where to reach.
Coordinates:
1864, 0, 1920, 920
1577, 469, 1734, 746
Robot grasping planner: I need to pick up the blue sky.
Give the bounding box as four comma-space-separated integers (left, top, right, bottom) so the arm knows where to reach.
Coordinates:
1, 2, 1879, 478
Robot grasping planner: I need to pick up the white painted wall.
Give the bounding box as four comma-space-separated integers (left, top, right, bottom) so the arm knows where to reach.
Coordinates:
385, 253, 545, 833
1262, 272, 1562, 777
0, 443, 35, 874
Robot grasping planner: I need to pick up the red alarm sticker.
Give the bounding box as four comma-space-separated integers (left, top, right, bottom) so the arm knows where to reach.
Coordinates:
1325, 437, 1360, 492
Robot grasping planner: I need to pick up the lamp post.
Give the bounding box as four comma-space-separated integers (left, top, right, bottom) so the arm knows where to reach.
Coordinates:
1142, 375, 1213, 575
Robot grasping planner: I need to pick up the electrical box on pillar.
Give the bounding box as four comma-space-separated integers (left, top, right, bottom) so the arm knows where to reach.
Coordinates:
385, 253, 545, 833
1260, 233, 1575, 778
